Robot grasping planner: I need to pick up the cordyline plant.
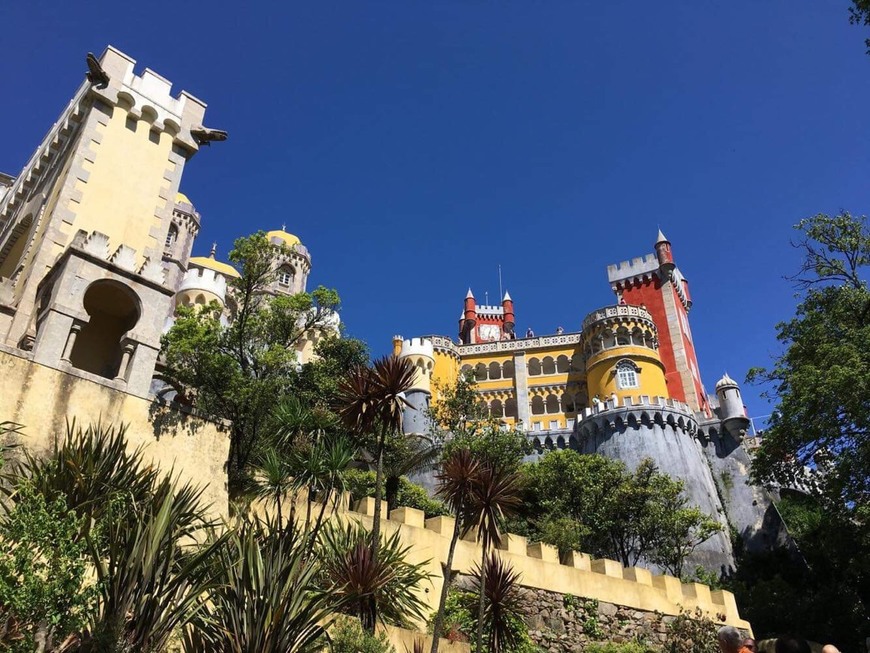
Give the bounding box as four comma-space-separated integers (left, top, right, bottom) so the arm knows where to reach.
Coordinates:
470, 553, 525, 653
429, 448, 481, 653
335, 355, 415, 632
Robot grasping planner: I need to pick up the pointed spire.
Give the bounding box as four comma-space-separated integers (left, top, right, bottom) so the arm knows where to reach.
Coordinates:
466, 288, 474, 299
656, 228, 669, 245
502, 290, 512, 302
209, 242, 217, 258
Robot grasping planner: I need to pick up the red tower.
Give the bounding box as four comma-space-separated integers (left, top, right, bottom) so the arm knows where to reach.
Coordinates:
606, 231, 709, 416
458, 289, 515, 343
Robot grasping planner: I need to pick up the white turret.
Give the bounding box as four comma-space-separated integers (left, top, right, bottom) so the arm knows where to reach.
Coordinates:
715, 373, 749, 439
397, 337, 435, 393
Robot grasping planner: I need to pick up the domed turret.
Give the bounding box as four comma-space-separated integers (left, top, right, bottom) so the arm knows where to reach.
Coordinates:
265, 227, 311, 295
715, 372, 749, 439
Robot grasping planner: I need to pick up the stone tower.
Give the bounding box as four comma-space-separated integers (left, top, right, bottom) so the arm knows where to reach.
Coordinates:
607, 231, 710, 415
0, 46, 216, 397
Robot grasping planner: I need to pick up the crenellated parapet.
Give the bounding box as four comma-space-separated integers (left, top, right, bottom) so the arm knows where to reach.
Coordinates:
574, 395, 698, 438
335, 496, 750, 632
177, 266, 228, 305
607, 253, 661, 290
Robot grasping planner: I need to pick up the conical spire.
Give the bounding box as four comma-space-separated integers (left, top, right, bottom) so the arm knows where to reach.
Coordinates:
502, 290, 512, 302
466, 288, 474, 299
209, 242, 217, 258
656, 228, 669, 245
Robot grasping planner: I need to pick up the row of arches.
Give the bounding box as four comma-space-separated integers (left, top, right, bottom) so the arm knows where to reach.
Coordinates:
461, 355, 583, 381
583, 326, 656, 359
480, 392, 588, 418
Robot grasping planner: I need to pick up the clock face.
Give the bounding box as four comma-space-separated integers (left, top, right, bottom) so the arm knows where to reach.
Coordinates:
478, 324, 501, 342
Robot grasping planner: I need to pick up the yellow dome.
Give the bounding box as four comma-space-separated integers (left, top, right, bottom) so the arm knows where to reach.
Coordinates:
176, 191, 193, 205
189, 255, 240, 278
266, 229, 301, 248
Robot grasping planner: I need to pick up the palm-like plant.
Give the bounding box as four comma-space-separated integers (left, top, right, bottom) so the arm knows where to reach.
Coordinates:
290, 434, 357, 552
81, 479, 225, 652
429, 448, 481, 653
184, 514, 335, 653
382, 432, 441, 511
318, 519, 430, 632
250, 448, 294, 525
336, 355, 415, 631
469, 553, 524, 653
469, 463, 522, 653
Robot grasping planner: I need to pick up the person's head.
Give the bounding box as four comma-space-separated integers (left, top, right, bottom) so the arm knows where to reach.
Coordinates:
718, 627, 743, 653
742, 638, 757, 653
821, 645, 840, 653
774, 635, 811, 653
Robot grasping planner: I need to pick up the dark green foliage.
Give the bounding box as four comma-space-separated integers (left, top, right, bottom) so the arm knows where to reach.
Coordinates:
726, 492, 868, 650
443, 425, 532, 474
288, 335, 370, 410
317, 520, 431, 630
435, 587, 539, 653
849, 0, 870, 52
161, 232, 342, 484
330, 619, 395, 653
0, 484, 95, 652
744, 213, 869, 647
663, 608, 719, 653
584, 643, 657, 653
515, 451, 721, 573
183, 515, 335, 653
343, 469, 449, 517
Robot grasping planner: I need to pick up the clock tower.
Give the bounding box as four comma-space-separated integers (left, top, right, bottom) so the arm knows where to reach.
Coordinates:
458, 289, 515, 344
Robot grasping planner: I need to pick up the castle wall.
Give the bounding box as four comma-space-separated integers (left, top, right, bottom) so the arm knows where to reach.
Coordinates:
0, 345, 229, 517
341, 499, 751, 632
578, 413, 734, 572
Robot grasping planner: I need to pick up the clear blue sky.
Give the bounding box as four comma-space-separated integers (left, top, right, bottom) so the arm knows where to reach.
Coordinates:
2, 1, 869, 425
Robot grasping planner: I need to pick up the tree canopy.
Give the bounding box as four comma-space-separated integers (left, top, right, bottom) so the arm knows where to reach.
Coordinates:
160, 232, 342, 484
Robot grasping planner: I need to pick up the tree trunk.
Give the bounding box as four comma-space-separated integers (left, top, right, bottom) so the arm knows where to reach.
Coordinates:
476, 536, 488, 653
430, 514, 463, 653
366, 432, 386, 634
385, 474, 401, 511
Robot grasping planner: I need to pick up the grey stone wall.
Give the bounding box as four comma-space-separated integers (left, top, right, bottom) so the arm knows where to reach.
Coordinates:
518, 586, 743, 653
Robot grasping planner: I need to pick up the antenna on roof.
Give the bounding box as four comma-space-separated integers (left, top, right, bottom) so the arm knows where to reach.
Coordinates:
485, 291, 489, 304
498, 264, 503, 301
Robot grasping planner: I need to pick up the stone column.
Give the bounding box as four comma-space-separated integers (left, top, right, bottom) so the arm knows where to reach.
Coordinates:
513, 351, 530, 427
115, 339, 136, 382
61, 322, 83, 362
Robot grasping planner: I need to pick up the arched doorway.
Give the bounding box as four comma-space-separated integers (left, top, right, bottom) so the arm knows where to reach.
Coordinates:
70, 280, 141, 379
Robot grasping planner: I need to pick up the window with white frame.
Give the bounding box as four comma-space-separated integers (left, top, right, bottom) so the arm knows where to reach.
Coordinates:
277, 266, 294, 287
616, 361, 639, 389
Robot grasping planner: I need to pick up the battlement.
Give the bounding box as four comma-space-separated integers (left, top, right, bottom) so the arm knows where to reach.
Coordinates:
70, 229, 165, 284
399, 336, 435, 359
607, 253, 659, 285
575, 395, 698, 436
178, 266, 228, 300
475, 304, 504, 316
582, 304, 656, 331
97, 45, 207, 138
328, 496, 749, 631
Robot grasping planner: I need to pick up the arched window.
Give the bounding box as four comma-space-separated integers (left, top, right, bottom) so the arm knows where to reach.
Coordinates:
474, 363, 488, 381
488, 362, 502, 380
277, 265, 295, 287
165, 224, 178, 249
542, 356, 556, 375
616, 361, 640, 389
70, 280, 141, 380
527, 358, 541, 376
616, 328, 630, 346
556, 355, 570, 373
504, 398, 518, 418
562, 392, 575, 413
531, 396, 545, 415
461, 364, 473, 377
631, 327, 644, 346
490, 399, 504, 418
502, 360, 515, 379
545, 394, 560, 414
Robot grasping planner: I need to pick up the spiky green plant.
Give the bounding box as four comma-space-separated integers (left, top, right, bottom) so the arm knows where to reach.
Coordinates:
183, 514, 335, 653
469, 553, 524, 653
318, 519, 431, 631
250, 448, 294, 525
429, 448, 481, 653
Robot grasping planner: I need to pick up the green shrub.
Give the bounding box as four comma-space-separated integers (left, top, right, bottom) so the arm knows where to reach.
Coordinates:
344, 469, 449, 517
331, 619, 396, 653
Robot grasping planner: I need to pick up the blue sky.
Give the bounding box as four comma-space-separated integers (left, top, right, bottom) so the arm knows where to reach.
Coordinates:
2, 1, 869, 425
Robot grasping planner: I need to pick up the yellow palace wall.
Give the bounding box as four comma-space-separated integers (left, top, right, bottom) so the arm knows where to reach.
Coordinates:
0, 345, 229, 517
